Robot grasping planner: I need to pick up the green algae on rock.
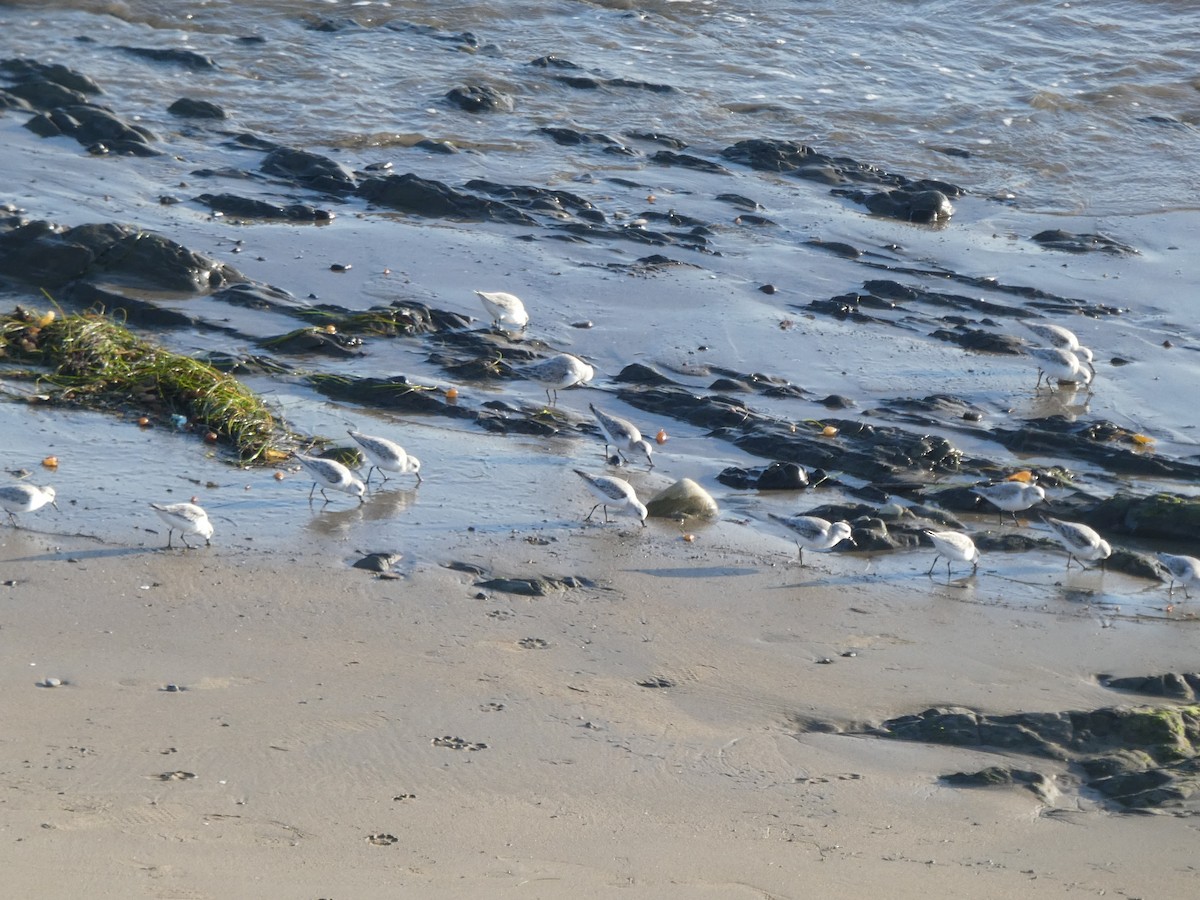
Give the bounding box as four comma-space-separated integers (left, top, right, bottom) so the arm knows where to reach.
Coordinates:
0, 305, 284, 461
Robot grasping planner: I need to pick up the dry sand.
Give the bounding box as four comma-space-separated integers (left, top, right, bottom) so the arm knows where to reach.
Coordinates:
2, 515, 1198, 899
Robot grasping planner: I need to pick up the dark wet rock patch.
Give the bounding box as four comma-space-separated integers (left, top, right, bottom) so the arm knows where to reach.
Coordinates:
24, 104, 159, 156
168, 97, 228, 119
196, 193, 333, 221
117, 47, 218, 70
797, 703, 1200, 814
0, 219, 243, 292
1032, 229, 1139, 256
262, 147, 357, 194
445, 84, 514, 113
992, 418, 1200, 480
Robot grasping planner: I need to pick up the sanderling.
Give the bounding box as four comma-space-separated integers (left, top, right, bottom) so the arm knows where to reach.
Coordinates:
1156, 552, 1200, 599
1022, 321, 1096, 373
475, 290, 529, 331
1029, 347, 1092, 390
348, 429, 422, 486
523, 353, 594, 405
574, 469, 647, 526
150, 501, 213, 549
0, 484, 58, 526
1045, 517, 1112, 569
972, 480, 1046, 526
768, 514, 855, 567
589, 403, 654, 468
924, 529, 979, 578
294, 453, 366, 504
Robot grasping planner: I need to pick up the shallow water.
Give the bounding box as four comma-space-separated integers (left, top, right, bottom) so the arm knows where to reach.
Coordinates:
1, 0, 1199, 599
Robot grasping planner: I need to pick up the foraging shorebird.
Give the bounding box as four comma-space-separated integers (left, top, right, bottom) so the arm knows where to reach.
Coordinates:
150, 501, 213, 549
768, 514, 855, 567
972, 480, 1046, 526
476, 290, 529, 332
0, 484, 58, 526
523, 353, 594, 405
348, 429, 422, 486
294, 453, 366, 504
590, 403, 654, 468
1045, 517, 1112, 569
1156, 552, 1200, 599
1022, 321, 1096, 374
574, 469, 647, 526
1029, 347, 1093, 390
924, 529, 979, 578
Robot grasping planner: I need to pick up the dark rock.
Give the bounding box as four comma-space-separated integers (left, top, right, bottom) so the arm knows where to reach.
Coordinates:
352, 552, 402, 572
0, 59, 102, 95
259, 328, 364, 357
24, 104, 158, 155
1085, 492, 1200, 541
358, 173, 536, 225
0, 219, 243, 291
445, 85, 514, 113
756, 461, 809, 490
992, 420, 1200, 481
196, 193, 333, 221
529, 55, 581, 70
715, 193, 761, 211
117, 46, 218, 70
1101, 674, 1200, 702
851, 187, 955, 223
262, 147, 357, 194
626, 130, 688, 149
930, 325, 1026, 354
649, 151, 730, 174
1031, 229, 1139, 256
941, 766, 1056, 800
541, 127, 622, 147
806, 238, 863, 258
612, 363, 678, 386
4, 79, 91, 108
168, 97, 227, 118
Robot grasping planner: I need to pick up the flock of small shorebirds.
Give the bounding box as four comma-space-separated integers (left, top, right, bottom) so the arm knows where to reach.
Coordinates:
2, 291, 1197, 601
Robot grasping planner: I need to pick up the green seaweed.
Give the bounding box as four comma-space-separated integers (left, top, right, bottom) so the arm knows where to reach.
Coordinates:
0, 305, 285, 461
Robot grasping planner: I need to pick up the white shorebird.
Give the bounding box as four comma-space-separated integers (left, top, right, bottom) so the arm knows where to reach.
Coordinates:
768, 514, 855, 567
1045, 517, 1112, 569
1029, 347, 1093, 390
150, 501, 213, 549
347, 429, 422, 486
574, 469, 647, 526
1022, 321, 1096, 373
0, 484, 58, 526
972, 481, 1046, 526
924, 529, 980, 578
523, 353, 594, 405
590, 403, 654, 468
1156, 552, 1200, 599
476, 290, 529, 331
294, 453, 366, 504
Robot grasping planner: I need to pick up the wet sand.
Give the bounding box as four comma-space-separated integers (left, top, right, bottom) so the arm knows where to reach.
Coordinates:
3, 507, 1199, 898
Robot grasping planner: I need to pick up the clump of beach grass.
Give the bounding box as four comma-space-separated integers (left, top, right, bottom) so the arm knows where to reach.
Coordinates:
0, 305, 285, 461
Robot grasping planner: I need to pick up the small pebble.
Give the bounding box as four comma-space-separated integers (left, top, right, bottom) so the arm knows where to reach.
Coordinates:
40, 677, 63, 688
571, 320, 594, 329
759, 283, 778, 294
816, 657, 834, 665
330, 263, 351, 272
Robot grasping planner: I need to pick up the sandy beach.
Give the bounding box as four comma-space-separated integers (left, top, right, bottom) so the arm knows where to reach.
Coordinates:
3, 502, 1199, 898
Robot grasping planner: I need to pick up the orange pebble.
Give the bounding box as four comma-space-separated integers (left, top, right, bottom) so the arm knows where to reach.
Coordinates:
1005, 470, 1034, 483
204, 431, 218, 443
656, 428, 668, 444
821, 425, 839, 437
273, 470, 285, 481
682, 533, 696, 543
42, 455, 59, 469
137, 416, 151, 427
445, 387, 459, 400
